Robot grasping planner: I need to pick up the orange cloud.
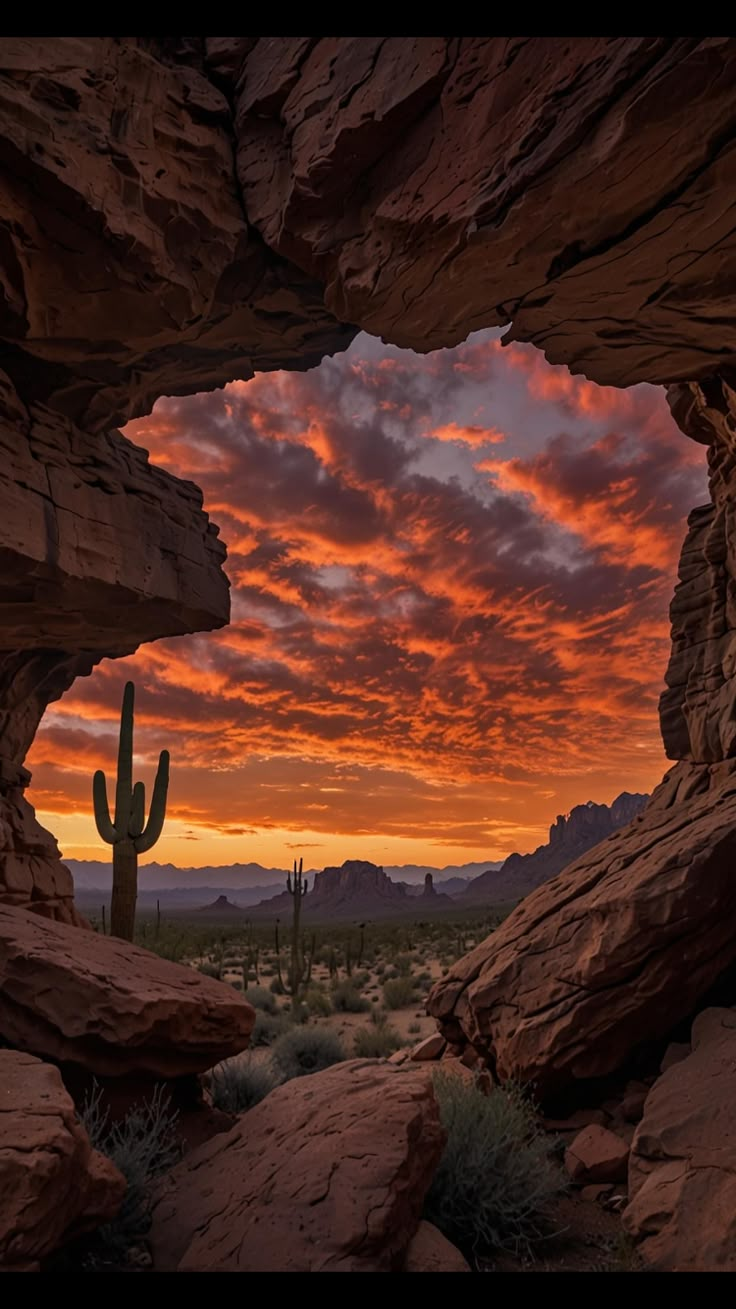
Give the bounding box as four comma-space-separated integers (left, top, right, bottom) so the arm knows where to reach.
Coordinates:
27, 330, 707, 867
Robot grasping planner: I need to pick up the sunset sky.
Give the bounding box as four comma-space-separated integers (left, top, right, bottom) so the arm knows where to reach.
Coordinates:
27, 329, 707, 871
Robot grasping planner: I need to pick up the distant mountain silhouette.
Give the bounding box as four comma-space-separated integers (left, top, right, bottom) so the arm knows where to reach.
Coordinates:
461, 791, 649, 905
250, 860, 456, 920
197, 894, 245, 915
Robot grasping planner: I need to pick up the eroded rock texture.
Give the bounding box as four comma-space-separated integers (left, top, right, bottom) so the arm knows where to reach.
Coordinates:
1, 32, 736, 1004
0, 1049, 125, 1270
428, 757, 736, 1096
624, 1008, 736, 1271
150, 1060, 443, 1272
230, 36, 736, 385
0, 904, 254, 1076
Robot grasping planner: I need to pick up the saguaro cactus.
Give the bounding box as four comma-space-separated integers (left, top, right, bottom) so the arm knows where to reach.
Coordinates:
275, 857, 313, 995
92, 681, 170, 941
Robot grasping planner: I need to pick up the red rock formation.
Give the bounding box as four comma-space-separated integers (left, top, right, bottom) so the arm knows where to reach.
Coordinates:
0, 33, 735, 1108
0, 1049, 125, 1269
0, 904, 254, 1076
150, 1060, 444, 1272
624, 1007, 736, 1271
231, 37, 736, 385
461, 791, 648, 904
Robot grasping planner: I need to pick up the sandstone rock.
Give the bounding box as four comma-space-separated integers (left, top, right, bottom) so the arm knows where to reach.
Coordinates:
0, 1050, 125, 1268
565, 1126, 629, 1184
0, 905, 254, 1076
404, 1221, 471, 1273
0, 380, 230, 922
660, 1042, 691, 1073
623, 1008, 736, 1271
410, 1034, 446, 1062
427, 759, 736, 1096
150, 1060, 444, 1272
234, 37, 736, 386
621, 1087, 649, 1123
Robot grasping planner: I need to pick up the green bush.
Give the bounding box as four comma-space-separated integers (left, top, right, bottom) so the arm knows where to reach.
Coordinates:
271, 1027, 346, 1082
354, 1023, 402, 1058
269, 975, 285, 995
211, 1057, 279, 1113
382, 976, 416, 1010
245, 985, 278, 1014
251, 1010, 289, 1047
79, 1083, 180, 1267
331, 979, 370, 1013
425, 1073, 566, 1257
305, 986, 332, 1017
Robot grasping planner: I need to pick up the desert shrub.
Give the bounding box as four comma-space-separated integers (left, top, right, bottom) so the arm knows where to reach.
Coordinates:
211, 1057, 279, 1113
271, 1027, 346, 1082
230, 979, 243, 991
260, 965, 274, 977
383, 965, 398, 980
354, 1023, 402, 1058
395, 954, 414, 977
245, 985, 278, 1014
283, 999, 309, 1024
408, 1021, 421, 1034
79, 1083, 180, 1267
305, 986, 332, 1017
198, 961, 221, 979
370, 1004, 387, 1026
251, 1010, 289, 1047
331, 979, 370, 1013
375, 962, 386, 977
382, 976, 416, 1010
269, 975, 285, 995
355, 970, 371, 988
425, 1073, 566, 1258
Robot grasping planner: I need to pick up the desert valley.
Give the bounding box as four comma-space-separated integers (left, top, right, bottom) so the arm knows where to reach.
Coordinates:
1, 34, 736, 1276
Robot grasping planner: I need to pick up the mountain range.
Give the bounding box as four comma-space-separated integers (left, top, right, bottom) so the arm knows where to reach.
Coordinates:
459, 791, 648, 903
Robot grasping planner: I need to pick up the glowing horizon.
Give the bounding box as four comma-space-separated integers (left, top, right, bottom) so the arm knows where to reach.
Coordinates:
27, 330, 707, 872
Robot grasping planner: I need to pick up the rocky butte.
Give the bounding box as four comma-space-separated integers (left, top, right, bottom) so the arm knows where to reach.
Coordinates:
1, 35, 736, 1272
461, 792, 649, 903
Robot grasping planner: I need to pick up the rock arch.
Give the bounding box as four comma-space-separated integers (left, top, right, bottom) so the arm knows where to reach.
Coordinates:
1, 37, 735, 1081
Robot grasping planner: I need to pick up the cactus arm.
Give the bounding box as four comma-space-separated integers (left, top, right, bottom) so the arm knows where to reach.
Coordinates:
92, 769, 118, 844
134, 749, 169, 853
129, 781, 145, 837
113, 681, 135, 830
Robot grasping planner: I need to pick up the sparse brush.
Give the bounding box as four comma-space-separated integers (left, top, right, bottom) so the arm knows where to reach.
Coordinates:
79, 1082, 180, 1267
382, 976, 416, 1010
245, 985, 278, 1014
354, 1023, 402, 1058
211, 1057, 279, 1113
251, 1010, 289, 1047
269, 975, 285, 995
305, 986, 332, 1017
408, 1021, 421, 1034
331, 979, 370, 1013
270, 1027, 346, 1082
425, 1073, 566, 1259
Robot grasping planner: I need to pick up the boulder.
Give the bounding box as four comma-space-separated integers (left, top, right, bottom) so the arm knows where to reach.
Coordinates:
0, 905, 254, 1077
565, 1126, 629, 1184
150, 1060, 444, 1272
404, 1221, 471, 1273
427, 760, 736, 1096
0, 1050, 125, 1269
410, 1034, 446, 1062
623, 1008, 736, 1271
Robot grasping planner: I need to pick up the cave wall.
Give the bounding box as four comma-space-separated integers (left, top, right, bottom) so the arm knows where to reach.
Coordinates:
1, 35, 735, 921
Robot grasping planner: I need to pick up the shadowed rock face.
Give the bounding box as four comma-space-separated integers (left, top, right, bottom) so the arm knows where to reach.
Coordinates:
0, 35, 735, 985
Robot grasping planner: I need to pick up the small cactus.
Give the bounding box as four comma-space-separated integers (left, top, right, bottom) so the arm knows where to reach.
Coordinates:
92, 681, 169, 941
